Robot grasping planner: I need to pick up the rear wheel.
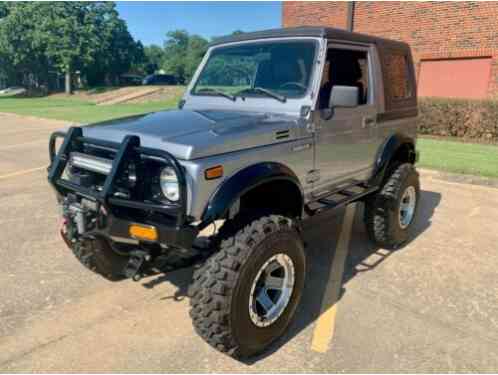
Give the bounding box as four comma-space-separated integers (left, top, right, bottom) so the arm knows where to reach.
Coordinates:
365, 163, 420, 249
188, 214, 305, 358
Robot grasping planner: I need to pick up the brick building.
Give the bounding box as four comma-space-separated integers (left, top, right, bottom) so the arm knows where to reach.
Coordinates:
283, 2, 498, 99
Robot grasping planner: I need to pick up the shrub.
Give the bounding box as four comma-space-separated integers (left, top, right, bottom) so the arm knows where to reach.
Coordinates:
418, 97, 498, 143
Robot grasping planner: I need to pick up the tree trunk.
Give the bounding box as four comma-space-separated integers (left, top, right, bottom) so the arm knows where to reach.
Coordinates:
65, 69, 72, 95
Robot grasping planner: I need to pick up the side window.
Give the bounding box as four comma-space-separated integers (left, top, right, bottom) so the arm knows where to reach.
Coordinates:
385, 53, 413, 100
318, 47, 370, 109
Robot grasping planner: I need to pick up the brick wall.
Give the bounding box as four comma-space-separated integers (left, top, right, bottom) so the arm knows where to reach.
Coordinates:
282, 1, 498, 98
283, 2, 349, 30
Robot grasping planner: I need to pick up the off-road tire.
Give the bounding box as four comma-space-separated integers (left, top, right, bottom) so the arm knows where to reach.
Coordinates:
188, 214, 306, 358
71, 237, 128, 281
365, 163, 420, 249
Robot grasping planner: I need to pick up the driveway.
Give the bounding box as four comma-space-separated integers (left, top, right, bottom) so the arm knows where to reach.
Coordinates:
0, 113, 497, 372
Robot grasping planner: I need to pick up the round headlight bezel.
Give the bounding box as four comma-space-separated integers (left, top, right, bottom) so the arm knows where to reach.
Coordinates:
159, 166, 180, 202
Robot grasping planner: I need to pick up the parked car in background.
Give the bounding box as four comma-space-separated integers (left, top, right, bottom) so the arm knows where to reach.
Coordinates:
119, 74, 143, 86
0, 86, 27, 96
142, 74, 177, 85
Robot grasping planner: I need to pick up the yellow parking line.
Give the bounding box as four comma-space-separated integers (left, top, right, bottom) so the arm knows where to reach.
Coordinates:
0, 166, 47, 180
311, 204, 357, 353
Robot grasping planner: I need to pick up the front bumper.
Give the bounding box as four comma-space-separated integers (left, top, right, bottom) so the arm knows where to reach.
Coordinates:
61, 196, 198, 250
104, 214, 198, 248
49, 126, 198, 250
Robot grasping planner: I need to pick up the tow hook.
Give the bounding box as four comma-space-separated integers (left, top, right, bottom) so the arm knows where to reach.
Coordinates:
124, 250, 151, 281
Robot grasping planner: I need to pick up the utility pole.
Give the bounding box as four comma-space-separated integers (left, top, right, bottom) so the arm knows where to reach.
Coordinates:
347, 2, 355, 32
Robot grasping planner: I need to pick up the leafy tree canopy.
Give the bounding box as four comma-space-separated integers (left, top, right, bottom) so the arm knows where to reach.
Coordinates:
0, 2, 245, 93
0, 1, 145, 93
162, 30, 209, 84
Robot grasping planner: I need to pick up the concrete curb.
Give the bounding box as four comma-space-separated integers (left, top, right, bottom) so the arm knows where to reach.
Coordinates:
419, 168, 498, 190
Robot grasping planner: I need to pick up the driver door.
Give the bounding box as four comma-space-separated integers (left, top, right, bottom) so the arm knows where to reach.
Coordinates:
311, 44, 381, 195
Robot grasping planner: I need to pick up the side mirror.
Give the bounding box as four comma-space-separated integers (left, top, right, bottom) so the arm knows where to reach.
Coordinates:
329, 85, 359, 108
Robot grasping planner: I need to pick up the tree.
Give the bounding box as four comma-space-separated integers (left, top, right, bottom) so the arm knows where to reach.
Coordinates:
185, 35, 209, 81
162, 30, 208, 84
0, 2, 143, 93
78, 2, 145, 87
162, 30, 189, 83
0, 3, 52, 90
38, 3, 108, 94
0, 3, 9, 18
142, 44, 165, 75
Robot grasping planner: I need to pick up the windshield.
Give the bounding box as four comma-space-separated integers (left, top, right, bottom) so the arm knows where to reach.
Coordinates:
192, 40, 317, 100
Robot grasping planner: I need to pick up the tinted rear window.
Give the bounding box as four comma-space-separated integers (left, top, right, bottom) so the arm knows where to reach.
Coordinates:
385, 53, 413, 101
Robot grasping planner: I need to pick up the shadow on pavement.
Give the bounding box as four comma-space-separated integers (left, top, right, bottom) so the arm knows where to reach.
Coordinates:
141, 267, 194, 301
139, 189, 441, 363
249, 189, 441, 362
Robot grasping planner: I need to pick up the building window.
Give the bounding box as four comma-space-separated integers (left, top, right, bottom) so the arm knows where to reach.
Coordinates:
385, 53, 413, 101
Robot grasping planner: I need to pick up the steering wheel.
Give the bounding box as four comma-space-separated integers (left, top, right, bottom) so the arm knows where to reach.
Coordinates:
279, 82, 307, 90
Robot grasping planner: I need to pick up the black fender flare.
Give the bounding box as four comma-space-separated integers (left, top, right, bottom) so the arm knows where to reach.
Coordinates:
200, 162, 303, 226
368, 133, 416, 187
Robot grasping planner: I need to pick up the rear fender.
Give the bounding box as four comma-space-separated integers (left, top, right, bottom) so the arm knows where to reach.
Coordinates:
368, 133, 416, 187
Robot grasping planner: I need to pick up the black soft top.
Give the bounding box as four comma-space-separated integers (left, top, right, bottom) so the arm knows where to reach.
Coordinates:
209, 26, 408, 51
210, 26, 417, 116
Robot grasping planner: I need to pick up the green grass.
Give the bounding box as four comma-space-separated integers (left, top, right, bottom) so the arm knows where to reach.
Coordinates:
418, 138, 498, 178
0, 95, 180, 123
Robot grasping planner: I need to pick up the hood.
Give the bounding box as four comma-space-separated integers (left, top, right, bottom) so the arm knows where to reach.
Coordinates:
82, 109, 300, 160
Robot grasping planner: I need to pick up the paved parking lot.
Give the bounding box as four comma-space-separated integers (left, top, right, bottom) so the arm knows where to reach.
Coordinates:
1, 112, 497, 372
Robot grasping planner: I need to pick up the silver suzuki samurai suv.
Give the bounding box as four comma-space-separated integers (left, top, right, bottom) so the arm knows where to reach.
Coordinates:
48, 27, 419, 358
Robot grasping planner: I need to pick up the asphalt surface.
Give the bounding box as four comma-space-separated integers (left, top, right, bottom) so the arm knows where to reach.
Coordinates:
1, 112, 497, 372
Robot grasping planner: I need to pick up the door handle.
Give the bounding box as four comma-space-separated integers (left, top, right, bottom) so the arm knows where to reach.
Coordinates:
362, 116, 376, 128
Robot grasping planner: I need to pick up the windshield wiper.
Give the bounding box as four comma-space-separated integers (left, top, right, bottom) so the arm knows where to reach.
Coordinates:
235, 87, 287, 103
195, 88, 236, 101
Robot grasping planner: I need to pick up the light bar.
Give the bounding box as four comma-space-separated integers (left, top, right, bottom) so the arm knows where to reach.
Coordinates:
69, 152, 112, 175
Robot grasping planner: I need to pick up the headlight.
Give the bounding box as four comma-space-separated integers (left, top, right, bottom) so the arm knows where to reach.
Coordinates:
159, 166, 179, 201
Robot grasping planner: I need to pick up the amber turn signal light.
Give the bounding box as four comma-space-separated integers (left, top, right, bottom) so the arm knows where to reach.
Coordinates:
129, 224, 158, 241
205, 165, 223, 180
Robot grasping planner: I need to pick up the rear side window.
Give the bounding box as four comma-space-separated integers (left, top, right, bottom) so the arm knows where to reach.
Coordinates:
385, 53, 413, 100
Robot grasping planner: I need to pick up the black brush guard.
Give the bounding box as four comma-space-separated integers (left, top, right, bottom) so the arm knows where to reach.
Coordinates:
48, 126, 198, 250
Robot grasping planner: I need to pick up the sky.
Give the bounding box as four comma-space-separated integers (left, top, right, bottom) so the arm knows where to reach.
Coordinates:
116, 1, 282, 46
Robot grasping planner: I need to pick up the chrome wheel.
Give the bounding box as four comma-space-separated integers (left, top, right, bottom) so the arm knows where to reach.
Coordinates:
249, 253, 295, 328
399, 185, 416, 229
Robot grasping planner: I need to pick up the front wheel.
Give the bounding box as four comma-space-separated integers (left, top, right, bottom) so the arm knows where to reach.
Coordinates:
188, 215, 306, 358
365, 163, 420, 249
70, 237, 129, 281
